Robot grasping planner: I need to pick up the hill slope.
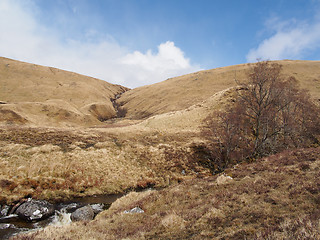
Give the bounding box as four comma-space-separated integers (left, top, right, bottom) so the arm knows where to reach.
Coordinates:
14, 147, 320, 239
1, 59, 320, 239
0, 57, 128, 127
1, 58, 319, 128
118, 60, 320, 119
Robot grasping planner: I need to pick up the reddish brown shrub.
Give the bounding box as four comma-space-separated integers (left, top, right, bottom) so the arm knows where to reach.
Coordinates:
202, 61, 320, 169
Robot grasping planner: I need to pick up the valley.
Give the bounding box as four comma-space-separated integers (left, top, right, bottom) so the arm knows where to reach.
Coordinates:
0, 57, 319, 239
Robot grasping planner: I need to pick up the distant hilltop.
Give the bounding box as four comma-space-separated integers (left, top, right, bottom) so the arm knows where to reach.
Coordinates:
1, 57, 320, 127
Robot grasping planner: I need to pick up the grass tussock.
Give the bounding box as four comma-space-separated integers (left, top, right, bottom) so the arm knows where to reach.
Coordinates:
13, 147, 320, 239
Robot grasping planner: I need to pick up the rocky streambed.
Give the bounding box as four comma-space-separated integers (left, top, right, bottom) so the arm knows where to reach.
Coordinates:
0, 193, 123, 239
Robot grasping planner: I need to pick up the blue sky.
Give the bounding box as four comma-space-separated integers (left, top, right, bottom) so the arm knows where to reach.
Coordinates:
1, 0, 320, 88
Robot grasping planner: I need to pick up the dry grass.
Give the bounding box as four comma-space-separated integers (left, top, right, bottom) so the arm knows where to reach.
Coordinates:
138, 86, 240, 132
119, 60, 320, 119
0, 125, 210, 204
1, 58, 320, 128
1, 58, 320, 239
0, 57, 128, 126
13, 147, 320, 239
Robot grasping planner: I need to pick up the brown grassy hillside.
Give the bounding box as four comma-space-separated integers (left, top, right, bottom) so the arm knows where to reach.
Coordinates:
0, 124, 208, 204
1, 59, 319, 203
1, 59, 320, 239
1, 58, 319, 127
14, 147, 320, 240
0, 57, 128, 127
118, 60, 320, 119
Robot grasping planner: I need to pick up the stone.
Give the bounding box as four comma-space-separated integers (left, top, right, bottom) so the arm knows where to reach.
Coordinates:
0, 223, 13, 230
0, 205, 10, 217
60, 202, 82, 213
90, 203, 104, 215
15, 199, 55, 221
123, 207, 144, 214
216, 174, 233, 185
70, 205, 95, 221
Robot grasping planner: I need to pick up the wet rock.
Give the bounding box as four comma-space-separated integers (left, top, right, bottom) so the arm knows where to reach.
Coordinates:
15, 199, 55, 221
124, 207, 144, 214
1, 205, 10, 217
0, 223, 13, 230
9, 200, 28, 215
70, 205, 94, 221
90, 203, 104, 215
59, 202, 82, 213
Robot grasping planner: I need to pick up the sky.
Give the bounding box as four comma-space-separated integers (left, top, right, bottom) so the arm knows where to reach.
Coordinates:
1, 0, 320, 88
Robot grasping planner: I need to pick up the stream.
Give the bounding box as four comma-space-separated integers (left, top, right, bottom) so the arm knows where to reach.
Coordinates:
0, 193, 124, 240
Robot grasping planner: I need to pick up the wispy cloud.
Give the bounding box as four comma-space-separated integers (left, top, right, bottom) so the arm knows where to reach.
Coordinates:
0, 0, 200, 88
247, 16, 320, 62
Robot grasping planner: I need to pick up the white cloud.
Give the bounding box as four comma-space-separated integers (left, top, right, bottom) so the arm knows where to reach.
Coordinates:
123, 41, 190, 70
247, 17, 320, 62
120, 41, 200, 86
0, 0, 200, 88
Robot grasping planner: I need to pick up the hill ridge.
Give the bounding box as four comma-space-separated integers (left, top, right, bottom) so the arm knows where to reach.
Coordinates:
1, 57, 320, 127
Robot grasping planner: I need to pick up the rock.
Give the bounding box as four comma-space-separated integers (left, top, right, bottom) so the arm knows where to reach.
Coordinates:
15, 199, 55, 221
90, 203, 104, 215
0, 205, 10, 217
70, 205, 94, 221
124, 207, 144, 214
9, 200, 27, 215
59, 202, 82, 213
216, 174, 233, 185
0, 223, 13, 230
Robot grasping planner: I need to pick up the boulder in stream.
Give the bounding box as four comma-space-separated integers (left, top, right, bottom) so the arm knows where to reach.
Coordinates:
0, 205, 10, 217
15, 199, 55, 221
70, 205, 94, 221
90, 203, 104, 215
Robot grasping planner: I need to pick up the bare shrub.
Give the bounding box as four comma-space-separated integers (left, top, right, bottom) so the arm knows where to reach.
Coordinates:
202, 103, 252, 171
202, 61, 320, 168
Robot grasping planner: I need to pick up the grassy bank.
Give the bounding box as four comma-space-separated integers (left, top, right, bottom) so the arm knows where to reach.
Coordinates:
0, 125, 210, 204
12, 147, 320, 239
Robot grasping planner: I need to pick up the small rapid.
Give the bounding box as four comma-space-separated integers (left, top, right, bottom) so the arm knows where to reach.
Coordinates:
0, 193, 124, 239
49, 209, 72, 227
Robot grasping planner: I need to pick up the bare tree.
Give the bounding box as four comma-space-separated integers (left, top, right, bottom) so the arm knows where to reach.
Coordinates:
236, 61, 293, 156
202, 103, 252, 170
203, 61, 320, 168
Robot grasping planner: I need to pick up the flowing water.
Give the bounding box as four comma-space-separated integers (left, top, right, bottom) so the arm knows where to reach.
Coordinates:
0, 193, 124, 239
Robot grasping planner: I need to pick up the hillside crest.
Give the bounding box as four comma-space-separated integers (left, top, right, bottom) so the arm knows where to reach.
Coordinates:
1, 57, 320, 127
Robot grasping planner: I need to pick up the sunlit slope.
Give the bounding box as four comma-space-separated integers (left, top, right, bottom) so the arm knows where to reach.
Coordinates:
0, 57, 128, 126
137, 86, 237, 132
118, 60, 320, 119
1, 58, 319, 127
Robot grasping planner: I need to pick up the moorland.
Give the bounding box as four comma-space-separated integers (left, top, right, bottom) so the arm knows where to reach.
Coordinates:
0, 57, 319, 239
